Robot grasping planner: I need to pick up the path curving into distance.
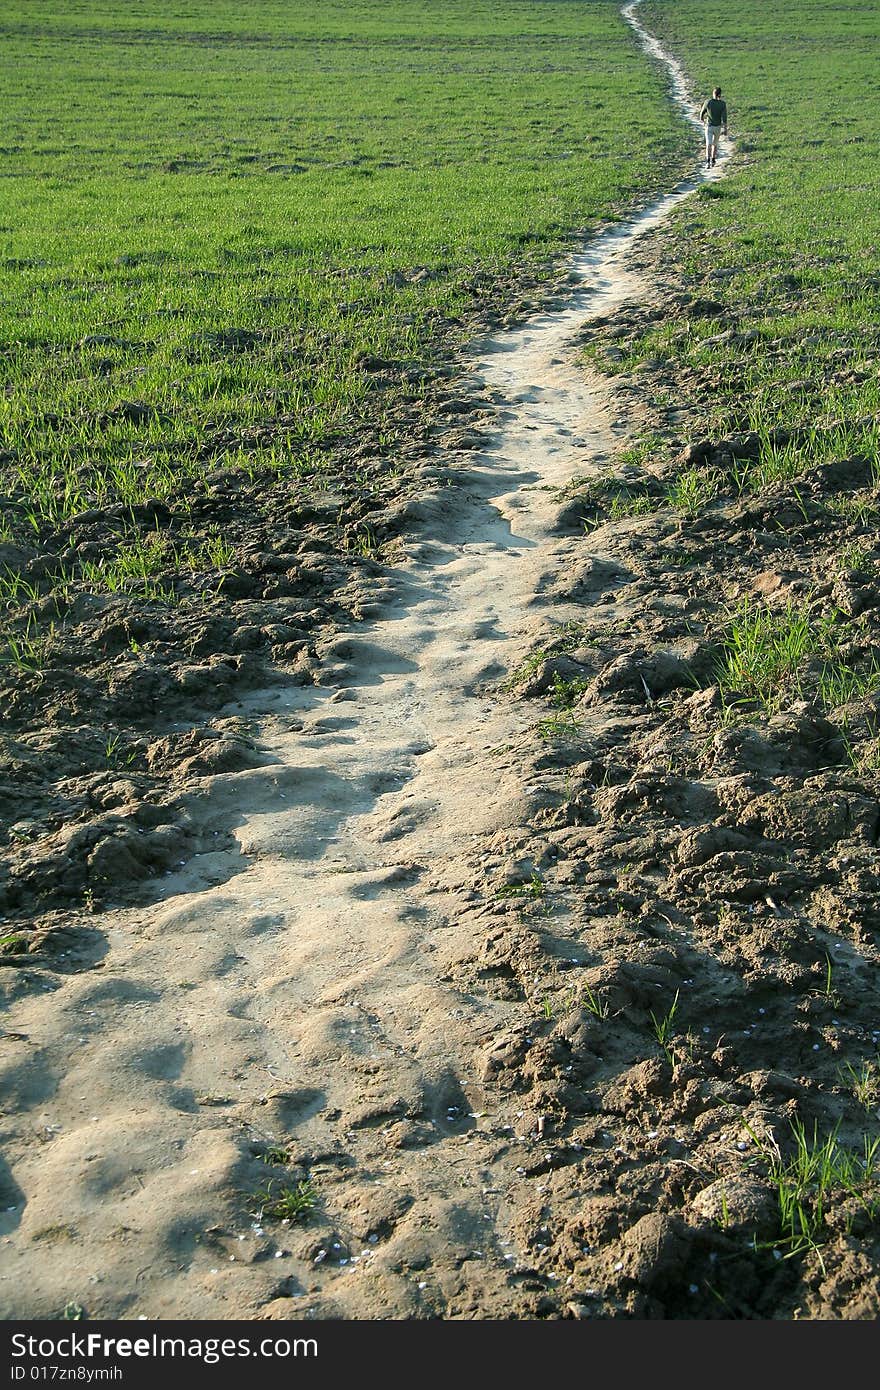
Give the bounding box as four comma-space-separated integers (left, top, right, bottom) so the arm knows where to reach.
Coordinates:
2, 4, 731, 1319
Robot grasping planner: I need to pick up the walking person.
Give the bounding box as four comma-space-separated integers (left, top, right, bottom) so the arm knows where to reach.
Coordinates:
699, 86, 727, 168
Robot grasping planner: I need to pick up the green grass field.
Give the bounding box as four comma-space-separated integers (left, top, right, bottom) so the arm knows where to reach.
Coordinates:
0, 0, 689, 559
588, 0, 880, 729
637, 0, 880, 443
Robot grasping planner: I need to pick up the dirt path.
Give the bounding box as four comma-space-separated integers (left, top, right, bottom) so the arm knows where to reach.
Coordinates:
1, 5, 725, 1320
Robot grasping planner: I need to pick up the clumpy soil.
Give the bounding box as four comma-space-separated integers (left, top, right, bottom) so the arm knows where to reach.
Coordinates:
473, 237, 880, 1318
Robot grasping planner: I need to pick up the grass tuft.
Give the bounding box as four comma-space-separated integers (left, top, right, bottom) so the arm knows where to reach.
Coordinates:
250, 1178, 318, 1223
744, 1118, 880, 1266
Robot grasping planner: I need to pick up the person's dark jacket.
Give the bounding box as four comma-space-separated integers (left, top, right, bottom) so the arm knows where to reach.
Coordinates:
700, 97, 727, 126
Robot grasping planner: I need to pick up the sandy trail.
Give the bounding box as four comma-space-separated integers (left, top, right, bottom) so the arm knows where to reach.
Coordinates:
1, 4, 728, 1319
